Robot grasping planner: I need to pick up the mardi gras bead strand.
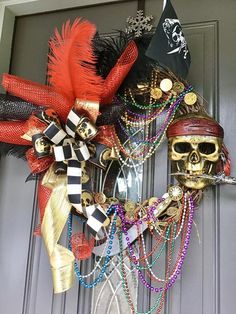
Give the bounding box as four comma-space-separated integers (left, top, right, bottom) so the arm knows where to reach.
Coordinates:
136, 228, 169, 271
138, 225, 176, 282
119, 223, 173, 314
113, 101, 177, 153
120, 84, 193, 110
111, 125, 165, 168
118, 203, 172, 262
119, 232, 163, 314
117, 103, 174, 148
118, 224, 175, 313
130, 222, 176, 293
139, 196, 193, 289
112, 85, 193, 161
111, 99, 184, 167
151, 193, 188, 241
119, 195, 194, 291
116, 203, 168, 261
120, 105, 167, 127
67, 212, 117, 287
67, 206, 117, 279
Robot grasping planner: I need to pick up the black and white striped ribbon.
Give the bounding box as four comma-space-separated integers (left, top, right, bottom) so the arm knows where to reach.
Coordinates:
65, 107, 82, 138
42, 107, 109, 237
44, 125, 90, 213
83, 204, 109, 239
44, 122, 67, 145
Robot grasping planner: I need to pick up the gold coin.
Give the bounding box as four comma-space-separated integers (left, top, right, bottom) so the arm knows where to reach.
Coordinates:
173, 82, 185, 93
94, 192, 107, 204
184, 92, 197, 105
124, 200, 136, 213
166, 207, 179, 217
101, 148, 112, 161
168, 185, 183, 201
160, 78, 173, 92
150, 87, 163, 99
148, 197, 158, 206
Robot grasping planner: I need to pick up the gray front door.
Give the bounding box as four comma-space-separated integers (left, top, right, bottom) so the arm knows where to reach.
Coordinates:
0, 1, 236, 314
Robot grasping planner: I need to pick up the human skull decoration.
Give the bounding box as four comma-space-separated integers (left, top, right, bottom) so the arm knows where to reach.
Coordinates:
76, 117, 98, 141
167, 113, 224, 189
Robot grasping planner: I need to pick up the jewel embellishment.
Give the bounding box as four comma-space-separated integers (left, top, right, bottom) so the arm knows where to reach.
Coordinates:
125, 10, 154, 38
168, 185, 183, 201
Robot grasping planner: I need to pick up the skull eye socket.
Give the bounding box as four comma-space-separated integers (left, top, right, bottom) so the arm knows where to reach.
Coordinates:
174, 142, 192, 153
172, 34, 178, 42
198, 143, 216, 155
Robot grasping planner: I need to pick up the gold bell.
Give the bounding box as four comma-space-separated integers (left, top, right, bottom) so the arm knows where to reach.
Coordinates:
76, 116, 98, 141
108, 147, 119, 160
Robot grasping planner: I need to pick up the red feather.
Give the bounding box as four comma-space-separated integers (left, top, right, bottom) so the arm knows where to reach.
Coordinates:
48, 18, 103, 103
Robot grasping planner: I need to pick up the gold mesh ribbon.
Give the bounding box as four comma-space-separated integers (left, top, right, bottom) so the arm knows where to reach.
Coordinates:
41, 166, 75, 293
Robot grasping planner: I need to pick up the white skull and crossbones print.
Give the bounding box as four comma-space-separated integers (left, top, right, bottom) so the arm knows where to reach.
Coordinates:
163, 18, 189, 59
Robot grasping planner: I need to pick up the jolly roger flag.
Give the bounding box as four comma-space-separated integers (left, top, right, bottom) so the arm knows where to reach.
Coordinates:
145, 0, 191, 79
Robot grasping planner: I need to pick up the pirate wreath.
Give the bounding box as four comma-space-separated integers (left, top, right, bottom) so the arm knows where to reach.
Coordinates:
0, 3, 235, 313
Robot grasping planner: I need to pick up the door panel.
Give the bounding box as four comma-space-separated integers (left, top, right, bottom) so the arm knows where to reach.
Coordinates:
0, 1, 236, 314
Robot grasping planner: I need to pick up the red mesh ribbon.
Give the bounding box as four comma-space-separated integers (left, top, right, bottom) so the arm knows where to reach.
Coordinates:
71, 233, 94, 260
167, 116, 224, 138
0, 121, 30, 145
26, 148, 54, 174
2, 74, 72, 122
34, 179, 52, 236
23, 114, 47, 138
101, 40, 138, 105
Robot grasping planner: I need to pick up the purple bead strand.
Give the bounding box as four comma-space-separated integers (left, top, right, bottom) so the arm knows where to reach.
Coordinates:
118, 194, 195, 293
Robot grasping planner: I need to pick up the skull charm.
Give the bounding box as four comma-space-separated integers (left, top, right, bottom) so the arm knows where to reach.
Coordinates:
32, 134, 52, 158
81, 190, 94, 208
167, 113, 224, 189
81, 161, 90, 184
76, 117, 98, 141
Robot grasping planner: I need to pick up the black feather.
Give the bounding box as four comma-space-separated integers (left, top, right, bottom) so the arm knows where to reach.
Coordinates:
94, 31, 158, 93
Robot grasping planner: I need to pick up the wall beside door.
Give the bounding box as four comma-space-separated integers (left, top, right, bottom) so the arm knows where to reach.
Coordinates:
0, 1, 236, 314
